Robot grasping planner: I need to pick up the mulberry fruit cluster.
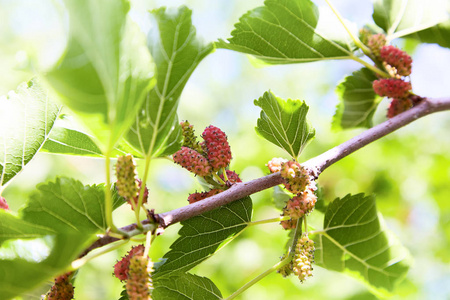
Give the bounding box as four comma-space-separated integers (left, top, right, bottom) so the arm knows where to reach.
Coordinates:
267, 158, 317, 230
116, 154, 139, 200
372, 78, 411, 99
113, 245, 153, 299
173, 124, 232, 176
380, 45, 412, 76
281, 191, 317, 230
280, 160, 309, 194
126, 255, 153, 300
180, 120, 202, 152
361, 32, 416, 118
44, 272, 74, 300
174, 122, 239, 204
115, 155, 148, 210
114, 245, 145, 281
202, 125, 232, 171
367, 33, 386, 58
173, 147, 212, 177
293, 235, 315, 282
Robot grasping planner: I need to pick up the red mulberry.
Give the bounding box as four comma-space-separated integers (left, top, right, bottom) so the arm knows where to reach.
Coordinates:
387, 98, 413, 119
114, 245, 145, 281
0, 197, 9, 210
380, 45, 412, 76
219, 170, 242, 184
173, 147, 212, 177
202, 125, 232, 171
188, 189, 222, 204
372, 78, 411, 99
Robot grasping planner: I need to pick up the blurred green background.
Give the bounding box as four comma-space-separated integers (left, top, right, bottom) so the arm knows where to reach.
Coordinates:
1, 0, 449, 299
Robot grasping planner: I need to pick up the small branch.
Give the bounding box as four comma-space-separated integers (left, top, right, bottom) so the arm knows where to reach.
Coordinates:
303, 97, 450, 175
82, 97, 450, 255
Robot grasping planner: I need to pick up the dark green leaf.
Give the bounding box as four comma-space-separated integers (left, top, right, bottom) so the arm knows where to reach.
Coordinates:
332, 68, 381, 130
126, 6, 213, 157
0, 79, 60, 186
21, 177, 123, 234
46, 0, 154, 150
216, 0, 354, 64
406, 20, 450, 49
254, 91, 315, 159
154, 197, 252, 278
0, 210, 55, 246
372, 0, 449, 39
313, 194, 411, 297
153, 272, 222, 300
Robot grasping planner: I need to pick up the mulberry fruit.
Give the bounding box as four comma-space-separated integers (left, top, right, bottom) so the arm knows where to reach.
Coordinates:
127, 179, 149, 211
267, 157, 288, 173
280, 161, 309, 194
380, 45, 412, 76
180, 120, 202, 152
45, 273, 74, 300
387, 98, 413, 119
367, 33, 387, 58
188, 189, 222, 204
0, 197, 9, 210
173, 147, 212, 177
126, 255, 153, 300
114, 245, 145, 281
285, 191, 317, 219
202, 125, 232, 171
219, 170, 242, 184
293, 235, 315, 282
116, 154, 139, 201
280, 191, 317, 230
372, 78, 411, 99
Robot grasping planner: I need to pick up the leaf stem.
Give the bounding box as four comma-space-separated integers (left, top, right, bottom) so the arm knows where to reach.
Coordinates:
71, 239, 128, 270
350, 54, 389, 77
226, 219, 303, 300
213, 172, 226, 185
225, 259, 288, 300
135, 155, 152, 229
323, 0, 371, 55
105, 151, 118, 232
247, 216, 290, 227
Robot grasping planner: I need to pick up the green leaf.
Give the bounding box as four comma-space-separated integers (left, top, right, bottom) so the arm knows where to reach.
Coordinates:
254, 91, 315, 159
46, 0, 155, 151
313, 194, 411, 297
0, 210, 55, 246
0, 232, 93, 300
406, 20, 450, 49
372, 0, 449, 39
153, 272, 222, 300
21, 177, 124, 234
154, 197, 252, 278
0, 79, 60, 187
216, 0, 354, 64
41, 125, 103, 157
332, 68, 381, 130
126, 6, 213, 158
